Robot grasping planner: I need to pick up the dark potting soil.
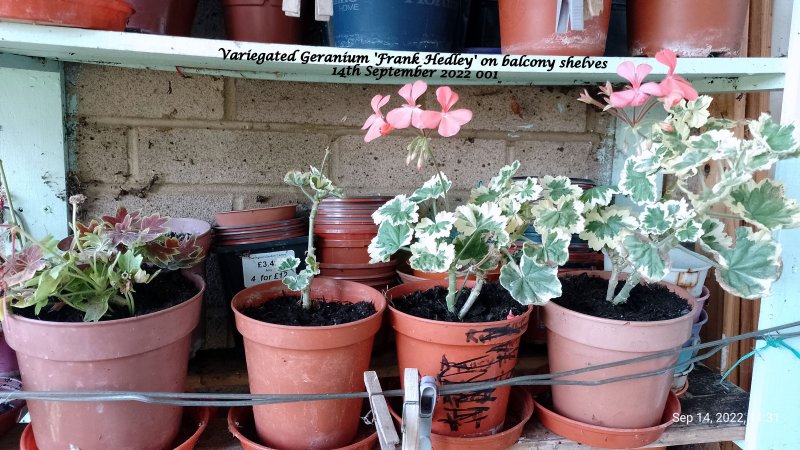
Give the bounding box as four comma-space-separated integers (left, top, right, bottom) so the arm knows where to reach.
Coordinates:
391, 282, 527, 323
554, 273, 691, 321
241, 295, 376, 327
14, 270, 198, 322
167, 231, 192, 241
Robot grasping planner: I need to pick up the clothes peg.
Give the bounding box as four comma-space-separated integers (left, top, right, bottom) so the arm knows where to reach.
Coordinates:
401, 368, 421, 450
316, 0, 333, 21
282, 0, 301, 18
555, 0, 585, 33
364, 371, 401, 450
418, 376, 437, 450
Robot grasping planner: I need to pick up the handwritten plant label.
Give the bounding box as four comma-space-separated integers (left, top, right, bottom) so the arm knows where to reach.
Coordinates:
241, 250, 296, 287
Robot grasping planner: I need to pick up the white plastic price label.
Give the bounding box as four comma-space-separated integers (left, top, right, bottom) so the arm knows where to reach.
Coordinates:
241, 250, 296, 287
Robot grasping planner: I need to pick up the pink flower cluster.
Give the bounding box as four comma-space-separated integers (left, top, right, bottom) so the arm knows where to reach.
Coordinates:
362, 80, 473, 142
581, 49, 698, 111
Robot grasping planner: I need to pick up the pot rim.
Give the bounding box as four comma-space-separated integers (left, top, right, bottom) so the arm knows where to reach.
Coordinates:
549, 271, 695, 327
231, 277, 386, 332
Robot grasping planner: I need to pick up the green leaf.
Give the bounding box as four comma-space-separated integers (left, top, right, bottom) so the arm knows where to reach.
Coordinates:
750, 113, 799, 156
579, 207, 636, 251
510, 177, 542, 203
639, 204, 672, 235
541, 176, 582, 202
284, 170, 311, 188
283, 270, 312, 292
415, 212, 456, 239
727, 179, 800, 230
409, 239, 455, 273
523, 230, 569, 266
453, 235, 489, 263
489, 161, 521, 191
32, 269, 61, 305
714, 227, 782, 299
454, 203, 510, 246
499, 254, 561, 306
580, 186, 617, 209
532, 198, 585, 236
117, 251, 143, 274
675, 219, 703, 243
83, 296, 110, 322
368, 222, 413, 263
372, 195, 419, 226
619, 158, 658, 204
305, 255, 319, 275
623, 235, 669, 281
278, 257, 301, 272
698, 218, 733, 255
308, 166, 344, 199
409, 174, 452, 203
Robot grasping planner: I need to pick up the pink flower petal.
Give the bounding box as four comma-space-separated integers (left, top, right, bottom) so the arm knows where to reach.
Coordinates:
386, 106, 414, 129
362, 114, 377, 130
640, 82, 663, 96
609, 89, 638, 108
370, 94, 390, 114
410, 80, 428, 103
616, 61, 638, 85
364, 118, 387, 142
656, 49, 678, 75
418, 110, 442, 130
633, 63, 653, 85
435, 86, 459, 112
437, 109, 473, 137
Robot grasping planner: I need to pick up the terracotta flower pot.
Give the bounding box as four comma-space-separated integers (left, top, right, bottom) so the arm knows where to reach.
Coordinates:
222, 0, 302, 44
0, 0, 133, 31
317, 238, 373, 265
168, 218, 212, 277
543, 271, 696, 429
499, 0, 612, 55
215, 205, 297, 227
386, 280, 531, 437
126, 0, 199, 36
0, 331, 18, 377
231, 277, 386, 449
2, 274, 205, 450
628, 0, 749, 57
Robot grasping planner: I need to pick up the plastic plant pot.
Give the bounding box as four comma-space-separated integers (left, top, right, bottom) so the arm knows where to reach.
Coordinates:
0, 0, 133, 31
222, 0, 302, 44
215, 205, 297, 227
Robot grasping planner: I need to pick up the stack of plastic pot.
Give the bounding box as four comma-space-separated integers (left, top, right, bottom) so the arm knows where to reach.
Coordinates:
315, 197, 398, 290
522, 178, 604, 344
213, 205, 309, 303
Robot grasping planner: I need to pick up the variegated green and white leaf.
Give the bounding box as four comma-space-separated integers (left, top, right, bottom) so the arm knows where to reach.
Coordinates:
623, 235, 669, 281
619, 158, 658, 204
727, 179, 800, 230
541, 176, 582, 202
368, 222, 413, 263
409, 239, 456, 273
705, 130, 741, 161
409, 174, 452, 203
499, 254, 561, 306
372, 195, 419, 226
415, 211, 456, 239
278, 257, 301, 272
454, 203, 510, 246
714, 227, 782, 299
305, 255, 320, 275
309, 166, 344, 199
675, 219, 703, 242
511, 177, 542, 202
531, 197, 585, 235
523, 230, 570, 266
749, 113, 800, 157
580, 186, 617, 209
698, 218, 733, 255
639, 204, 672, 235
470, 185, 501, 204
579, 207, 637, 251
283, 270, 312, 292
284, 170, 311, 188
681, 95, 713, 128
453, 235, 490, 264
489, 161, 521, 191
633, 146, 663, 174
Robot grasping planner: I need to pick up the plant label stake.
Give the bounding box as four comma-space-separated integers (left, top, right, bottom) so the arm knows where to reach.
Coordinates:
402, 368, 420, 450
418, 376, 437, 450
364, 371, 400, 450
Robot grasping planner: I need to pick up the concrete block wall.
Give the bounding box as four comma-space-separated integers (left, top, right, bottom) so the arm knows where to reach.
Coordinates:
66, 64, 616, 348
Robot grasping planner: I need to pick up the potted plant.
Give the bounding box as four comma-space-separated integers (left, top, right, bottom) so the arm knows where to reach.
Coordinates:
0, 196, 205, 450
230, 153, 386, 450
539, 49, 800, 439
365, 81, 582, 438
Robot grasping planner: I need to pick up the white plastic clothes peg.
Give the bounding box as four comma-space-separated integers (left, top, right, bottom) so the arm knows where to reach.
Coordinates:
316, 0, 333, 21
282, 0, 301, 17
555, 0, 585, 33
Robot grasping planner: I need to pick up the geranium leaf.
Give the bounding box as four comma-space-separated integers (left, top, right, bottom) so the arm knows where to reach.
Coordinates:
579, 207, 636, 251
368, 222, 412, 263
284, 170, 311, 188
541, 176, 582, 202
283, 270, 312, 292
499, 254, 561, 306
727, 179, 800, 230
749, 113, 800, 156
409, 174, 452, 203
453, 235, 489, 263
278, 257, 301, 272
639, 204, 672, 235
698, 218, 732, 255
409, 239, 455, 273
372, 195, 419, 226
623, 235, 669, 281
454, 203, 510, 246
580, 186, 617, 209
619, 158, 658, 204
415, 211, 456, 239
523, 230, 569, 266
532, 198, 585, 236
511, 177, 542, 202
714, 227, 782, 299
675, 219, 703, 243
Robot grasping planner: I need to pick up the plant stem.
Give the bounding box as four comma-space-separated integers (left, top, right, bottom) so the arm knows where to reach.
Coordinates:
612, 272, 641, 305
444, 268, 458, 314
606, 265, 620, 302
458, 274, 485, 320
302, 198, 320, 310
0, 159, 26, 246
426, 145, 450, 212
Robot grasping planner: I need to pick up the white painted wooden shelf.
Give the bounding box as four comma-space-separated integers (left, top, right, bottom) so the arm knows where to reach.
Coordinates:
0, 22, 787, 92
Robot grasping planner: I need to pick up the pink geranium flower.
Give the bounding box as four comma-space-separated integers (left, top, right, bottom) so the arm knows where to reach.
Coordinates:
419, 86, 473, 137
386, 80, 428, 130
655, 49, 698, 108
362, 94, 391, 142
609, 61, 662, 108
